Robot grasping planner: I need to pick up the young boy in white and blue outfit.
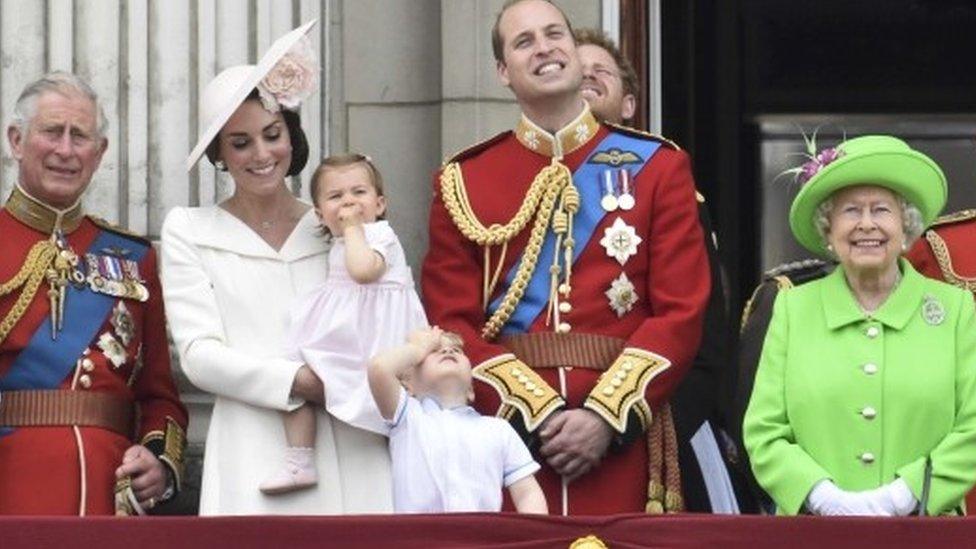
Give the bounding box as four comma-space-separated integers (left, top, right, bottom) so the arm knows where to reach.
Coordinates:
368, 327, 547, 513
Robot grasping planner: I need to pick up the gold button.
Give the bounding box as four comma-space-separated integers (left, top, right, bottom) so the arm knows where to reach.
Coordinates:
79, 375, 92, 389
622, 362, 634, 372
517, 374, 529, 384
863, 363, 878, 375
81, 358, 95, 372
614, 370, 627, 380
602, 386, 614, 396
525, 382, 537, 391
860, 452, 875, 464
558, 301, 572, 314
558, 283, 571, 296
866, 326, 880, 339
557, 322, 572, 333
611, 378, 623, 388
861, 407, 877, 420
532, 388, 545, 397
511, 367, 522, 377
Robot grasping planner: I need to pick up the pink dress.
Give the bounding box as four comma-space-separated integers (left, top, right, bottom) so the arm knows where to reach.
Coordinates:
287, 221, 428, 434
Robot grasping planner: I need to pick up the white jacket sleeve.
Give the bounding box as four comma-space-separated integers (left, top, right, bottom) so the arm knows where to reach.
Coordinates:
160, 208, 304, 411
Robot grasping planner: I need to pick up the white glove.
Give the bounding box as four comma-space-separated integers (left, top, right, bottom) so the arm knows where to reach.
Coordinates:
807, 480, 874, 516
860, 478, 919, 516
807, 479, 918, 516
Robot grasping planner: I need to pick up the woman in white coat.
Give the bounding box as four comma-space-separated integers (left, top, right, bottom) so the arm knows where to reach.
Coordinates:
161, 21, 392, 515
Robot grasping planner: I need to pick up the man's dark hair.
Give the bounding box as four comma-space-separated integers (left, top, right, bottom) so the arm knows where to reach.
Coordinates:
491, 0, 576, 63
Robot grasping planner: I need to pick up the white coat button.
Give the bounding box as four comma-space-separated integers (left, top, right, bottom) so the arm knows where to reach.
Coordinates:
863, 363, 878, 375
860, 452, 876, 464
861, 407, 877, 420
866, 326, 880, 339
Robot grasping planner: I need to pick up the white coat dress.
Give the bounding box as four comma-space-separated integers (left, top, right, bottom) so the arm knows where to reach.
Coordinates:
161, 205, 393, 516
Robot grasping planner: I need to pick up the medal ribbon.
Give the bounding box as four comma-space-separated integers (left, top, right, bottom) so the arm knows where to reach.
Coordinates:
488, 132, 660, 335
0, 230, 148, 391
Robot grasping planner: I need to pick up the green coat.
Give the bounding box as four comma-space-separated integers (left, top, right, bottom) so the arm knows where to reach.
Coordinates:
743, 259, 976, 515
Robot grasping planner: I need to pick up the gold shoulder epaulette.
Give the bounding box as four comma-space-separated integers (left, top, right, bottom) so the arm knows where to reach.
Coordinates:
442, 131, 512, 166
604, 122, 681, 150
931, 209, 976, 229
89, 216, 151, 244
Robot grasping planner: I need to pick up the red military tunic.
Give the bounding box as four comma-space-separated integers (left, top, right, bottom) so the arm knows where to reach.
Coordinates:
422, 106, 710, 515
0, 187, 187, 515
906, 209, 976, 513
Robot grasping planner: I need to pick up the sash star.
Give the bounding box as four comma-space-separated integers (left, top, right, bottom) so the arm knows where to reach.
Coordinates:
605, 272, 639, 317
111, 301, 135, 347
98, 332, 127, 369
599, 217, 642, 265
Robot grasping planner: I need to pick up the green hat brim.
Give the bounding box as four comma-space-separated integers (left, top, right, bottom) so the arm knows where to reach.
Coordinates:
788, 141, 947, 258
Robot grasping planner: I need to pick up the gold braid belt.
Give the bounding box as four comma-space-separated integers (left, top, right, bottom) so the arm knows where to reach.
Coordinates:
440, 158, 578, 340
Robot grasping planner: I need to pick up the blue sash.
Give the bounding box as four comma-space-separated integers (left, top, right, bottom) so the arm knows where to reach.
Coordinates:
488, 132, 661, 335
0, 230, 149, 391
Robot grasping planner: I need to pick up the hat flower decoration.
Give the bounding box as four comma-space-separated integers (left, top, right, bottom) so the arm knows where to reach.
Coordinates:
780, 129, 846, 185
257, 36, 318, 112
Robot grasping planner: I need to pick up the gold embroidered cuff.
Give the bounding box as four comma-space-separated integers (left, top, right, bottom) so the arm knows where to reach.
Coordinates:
140, 417, 187, 491
472, 354, 565, 432
583, 348, 670, 433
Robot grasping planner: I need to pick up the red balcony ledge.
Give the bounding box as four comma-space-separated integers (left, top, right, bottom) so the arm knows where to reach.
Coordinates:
3, 512, 975, 549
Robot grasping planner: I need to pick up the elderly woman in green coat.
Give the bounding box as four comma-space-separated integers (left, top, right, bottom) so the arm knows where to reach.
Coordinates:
744, 135, 976, 516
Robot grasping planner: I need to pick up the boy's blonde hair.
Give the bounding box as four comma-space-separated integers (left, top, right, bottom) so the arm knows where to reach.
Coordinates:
439, 331, 465, 351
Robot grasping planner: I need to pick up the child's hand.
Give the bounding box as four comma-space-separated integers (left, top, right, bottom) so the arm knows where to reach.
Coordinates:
408, 327, 443, 358
337, 204, 365, 231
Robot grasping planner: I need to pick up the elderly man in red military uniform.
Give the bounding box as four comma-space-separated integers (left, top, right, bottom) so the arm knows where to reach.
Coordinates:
422, 0, 710, 515
0, 72, 187, 515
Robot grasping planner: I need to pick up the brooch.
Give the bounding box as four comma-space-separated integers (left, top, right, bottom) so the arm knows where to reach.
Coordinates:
921, 294, 946, 326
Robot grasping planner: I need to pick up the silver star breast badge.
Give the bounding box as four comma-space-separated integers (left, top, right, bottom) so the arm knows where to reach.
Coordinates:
111, 301, 135, 347
605, 272, 639, 317
599, 217, 642, 265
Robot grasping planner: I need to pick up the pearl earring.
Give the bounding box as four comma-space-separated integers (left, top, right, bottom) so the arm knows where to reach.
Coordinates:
901, 241, 908, 252
214, 160, 227, 171
826, 243, 834, 252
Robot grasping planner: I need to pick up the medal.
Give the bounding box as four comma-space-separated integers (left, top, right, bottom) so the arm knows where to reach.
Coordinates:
87, 251, 150, 302
600, 170, 618, 212
599, 217, 643, 265
617, 169, 635, 211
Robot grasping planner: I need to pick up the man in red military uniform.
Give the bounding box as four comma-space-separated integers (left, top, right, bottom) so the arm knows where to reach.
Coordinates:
905, 208, 976, 512
0, 72, 187, 515
422, 0, 710, 515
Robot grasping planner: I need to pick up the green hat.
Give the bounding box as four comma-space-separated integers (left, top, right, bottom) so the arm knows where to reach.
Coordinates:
788, 135, 947, 257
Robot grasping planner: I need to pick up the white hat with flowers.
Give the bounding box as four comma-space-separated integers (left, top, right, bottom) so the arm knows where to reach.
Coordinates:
186, 20, 318, 172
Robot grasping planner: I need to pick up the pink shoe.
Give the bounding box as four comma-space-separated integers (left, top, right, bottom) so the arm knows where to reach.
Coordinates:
260, 447, 318, 495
